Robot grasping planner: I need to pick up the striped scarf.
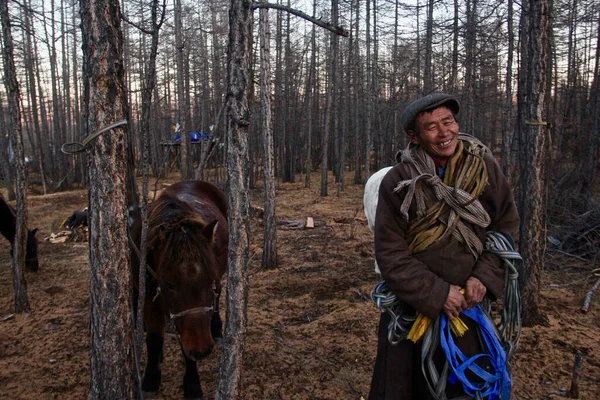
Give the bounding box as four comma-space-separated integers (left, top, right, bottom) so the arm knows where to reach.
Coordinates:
394, 134, 491, 257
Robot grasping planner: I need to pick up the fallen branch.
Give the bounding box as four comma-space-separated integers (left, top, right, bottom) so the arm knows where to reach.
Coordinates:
548, 248, 591, 263
581, 276, 600, 312
569, 351, 584, 398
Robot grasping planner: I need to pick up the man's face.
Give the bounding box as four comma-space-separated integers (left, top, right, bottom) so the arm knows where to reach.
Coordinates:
407, 105, 459, 160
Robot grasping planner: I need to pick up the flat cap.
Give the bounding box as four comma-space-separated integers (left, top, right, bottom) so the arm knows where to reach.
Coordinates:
400, 93, 460, 133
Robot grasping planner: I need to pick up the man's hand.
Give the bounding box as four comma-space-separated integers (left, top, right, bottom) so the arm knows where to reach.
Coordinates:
464, 276, 486, 309
443, 285, 467, 320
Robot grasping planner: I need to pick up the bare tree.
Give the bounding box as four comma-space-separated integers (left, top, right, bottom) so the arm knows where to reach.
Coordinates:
578, 8, 600, 210
216, 0, 252, 397
516, 0, 550, 327
176, 0, 191, 179
501, 0, 515, 181
259, 6, 277, 270
423, 0, 434, 93
1, 0, 31, 313
22, 0, 48, 194
80, 0, 136, 397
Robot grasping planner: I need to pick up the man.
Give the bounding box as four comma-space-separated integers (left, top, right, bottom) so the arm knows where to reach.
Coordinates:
368, 93, 519, 399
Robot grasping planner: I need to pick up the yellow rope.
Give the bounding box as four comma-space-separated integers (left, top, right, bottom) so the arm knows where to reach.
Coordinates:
407, 140, 488, 254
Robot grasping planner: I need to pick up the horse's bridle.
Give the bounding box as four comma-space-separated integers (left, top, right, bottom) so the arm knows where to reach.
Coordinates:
166, 281, 217, 320
151, 272, 217, 321
128, 234, 218, 321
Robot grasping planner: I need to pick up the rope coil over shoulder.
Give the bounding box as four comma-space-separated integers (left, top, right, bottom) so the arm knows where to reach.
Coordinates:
370, 231, 523, 400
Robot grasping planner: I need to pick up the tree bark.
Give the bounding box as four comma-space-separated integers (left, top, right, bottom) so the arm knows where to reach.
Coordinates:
22, 0, 48, 194
175, 0, 190, 179
516, 0, 550, 327
423, 0, 434, 93
1, 0, 31, 313
80, 0, 136, 397
501, 0, 515, 181
216, 0, 252, 398
259, 7, 278, 270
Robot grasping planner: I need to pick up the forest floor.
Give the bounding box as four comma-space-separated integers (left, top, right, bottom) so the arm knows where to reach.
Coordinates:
1, 172, 599, 400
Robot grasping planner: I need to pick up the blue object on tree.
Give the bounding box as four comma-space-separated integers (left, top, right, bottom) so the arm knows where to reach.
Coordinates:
174, 132, 211, 143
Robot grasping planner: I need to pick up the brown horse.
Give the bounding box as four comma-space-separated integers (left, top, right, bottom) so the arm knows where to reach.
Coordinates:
132, 180, 228, 399
0, 194, 39, 271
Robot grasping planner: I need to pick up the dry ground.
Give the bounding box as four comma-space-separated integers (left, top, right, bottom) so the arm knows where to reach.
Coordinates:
1, 173, 599, 399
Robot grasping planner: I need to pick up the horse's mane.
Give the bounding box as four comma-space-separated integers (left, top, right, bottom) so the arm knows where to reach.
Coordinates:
0, 194, 16, 241
147, 192, 219, 281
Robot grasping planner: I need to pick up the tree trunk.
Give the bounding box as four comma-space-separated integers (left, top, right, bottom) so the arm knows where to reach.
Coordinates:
423, 0, 434, 93
463, 0, 477, 135
304, 0, 317, 189
1, 0, 31, 313
22, 0, 47, 194
451, 0, 459, 92
353, 0, 362, 184
260, 7, 278, 270
175, 0, 190, 179
516, 0, 550, 327
135, 0, 165, 383
216, 0, 252, 397
501, 0, 515, 180
579, 9, 600, 209
363, 0, 372, 183
80, 0, 136, 397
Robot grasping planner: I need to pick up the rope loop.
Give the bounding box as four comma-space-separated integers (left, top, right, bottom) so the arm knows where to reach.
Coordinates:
370, 231, 523, 399
61, 119, 128, 154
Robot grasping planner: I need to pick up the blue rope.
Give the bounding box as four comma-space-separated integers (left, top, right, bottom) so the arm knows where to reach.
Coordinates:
440, 306, 511, 400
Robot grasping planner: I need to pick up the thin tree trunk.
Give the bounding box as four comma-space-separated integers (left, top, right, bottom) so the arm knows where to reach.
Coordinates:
22, 0, 47, 194
216, 0, 252, 397
451, 0, 459, 92
304, 0, 317, 189
353, 0, 361, 184
260, 7, 277, 270
501, 0, 515, 180
579, 8, 600, 209
175, 0, 190, 179
1, 0, 31, 313
423, 0, 434, 93
134, 0, 165, 385
364, 0, 372, 183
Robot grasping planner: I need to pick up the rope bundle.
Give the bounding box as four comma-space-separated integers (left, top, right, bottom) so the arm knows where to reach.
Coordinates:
371, 231, 523, 399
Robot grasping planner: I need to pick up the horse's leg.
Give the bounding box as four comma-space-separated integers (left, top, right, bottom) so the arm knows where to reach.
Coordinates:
182, 348, 203, 399
210, 293, 223, 343
142, 299, 165, 397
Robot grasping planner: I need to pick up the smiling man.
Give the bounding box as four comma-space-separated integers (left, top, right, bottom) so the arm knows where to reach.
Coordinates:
368, 93, 519, 399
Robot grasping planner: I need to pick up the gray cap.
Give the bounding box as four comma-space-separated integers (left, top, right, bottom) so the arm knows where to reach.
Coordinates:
400, 93, 460, 133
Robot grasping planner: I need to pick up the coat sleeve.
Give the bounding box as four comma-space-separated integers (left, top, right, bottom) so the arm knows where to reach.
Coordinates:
470, 153, 520, 300
374, 167, 450, 319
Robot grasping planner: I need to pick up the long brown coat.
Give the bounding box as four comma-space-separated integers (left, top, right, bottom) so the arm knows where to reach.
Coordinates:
368, 142, 519, 399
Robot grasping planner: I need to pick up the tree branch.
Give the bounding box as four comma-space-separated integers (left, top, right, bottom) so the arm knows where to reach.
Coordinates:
252, 2, 349, 37
120, 0, 167, 35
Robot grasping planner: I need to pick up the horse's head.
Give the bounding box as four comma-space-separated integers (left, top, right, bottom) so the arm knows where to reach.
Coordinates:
149, 200, 222, 361
26, 228, 39, 271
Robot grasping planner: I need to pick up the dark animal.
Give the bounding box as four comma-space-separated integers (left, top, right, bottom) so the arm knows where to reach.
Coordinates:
0, 195, 39, 271
131, 180, 228, 399
64, 208, 88, 229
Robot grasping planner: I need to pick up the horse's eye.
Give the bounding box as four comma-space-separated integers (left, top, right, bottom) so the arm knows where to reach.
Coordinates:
166, 283, 176, 292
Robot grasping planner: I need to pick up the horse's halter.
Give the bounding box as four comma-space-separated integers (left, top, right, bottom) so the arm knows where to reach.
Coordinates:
166, 280, 217, 320
152, 276, 217, 321
130, 227, 218, 321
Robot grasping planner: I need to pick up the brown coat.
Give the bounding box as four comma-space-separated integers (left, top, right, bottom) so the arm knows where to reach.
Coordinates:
368, 143, 519, 399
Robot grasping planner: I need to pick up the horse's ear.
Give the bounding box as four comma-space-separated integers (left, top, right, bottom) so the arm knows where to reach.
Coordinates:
202, 220, 219, 244
30, 228, 38, 236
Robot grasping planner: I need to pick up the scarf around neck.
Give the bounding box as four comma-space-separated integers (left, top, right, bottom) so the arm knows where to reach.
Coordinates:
393, 134, 491, 257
